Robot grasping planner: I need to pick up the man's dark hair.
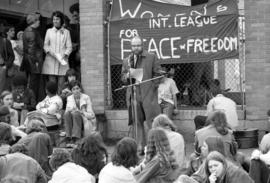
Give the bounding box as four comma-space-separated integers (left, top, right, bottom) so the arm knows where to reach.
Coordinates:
111, 137, 138, 168
69, 80, 82, 91
69, 3, 79, 14
65, 69, 77, 81
52, 11, 65, 26
46, 81, 58, 95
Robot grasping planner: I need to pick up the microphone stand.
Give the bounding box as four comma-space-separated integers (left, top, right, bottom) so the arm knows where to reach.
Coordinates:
115, 75, 164, 141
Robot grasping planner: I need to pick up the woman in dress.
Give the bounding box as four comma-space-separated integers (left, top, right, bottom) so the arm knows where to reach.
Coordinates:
43, 11, 72, 90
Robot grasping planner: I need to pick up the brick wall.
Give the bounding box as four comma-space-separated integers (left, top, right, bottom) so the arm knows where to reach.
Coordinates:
245, 0, 270, 125
80, 0, 107, 113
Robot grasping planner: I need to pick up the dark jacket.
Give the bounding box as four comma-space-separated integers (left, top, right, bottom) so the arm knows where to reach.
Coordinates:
13, 88, 36, 111
21, 26, 44, 74
0, 37, 14, 68
121, 50, 161, 124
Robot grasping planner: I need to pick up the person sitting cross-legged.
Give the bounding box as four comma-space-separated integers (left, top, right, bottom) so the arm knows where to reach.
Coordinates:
64, 80, 96, 146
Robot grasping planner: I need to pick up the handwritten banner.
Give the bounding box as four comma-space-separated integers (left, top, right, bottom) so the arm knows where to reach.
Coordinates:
109, 0, 239, 65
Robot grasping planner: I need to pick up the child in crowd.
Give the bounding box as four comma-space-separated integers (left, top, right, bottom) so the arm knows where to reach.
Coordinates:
1, 90, 19, 126
12, 73, 36, 124
64, 80, 96, 145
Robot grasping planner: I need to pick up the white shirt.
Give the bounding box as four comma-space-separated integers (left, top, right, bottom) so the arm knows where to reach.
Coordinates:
49, 162, 95, 183
158, 77, 179, 105
206, 94, 239, 128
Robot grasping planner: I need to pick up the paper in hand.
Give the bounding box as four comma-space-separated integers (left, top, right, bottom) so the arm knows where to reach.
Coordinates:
130, 68, 143, 82
55, 53, 68, 65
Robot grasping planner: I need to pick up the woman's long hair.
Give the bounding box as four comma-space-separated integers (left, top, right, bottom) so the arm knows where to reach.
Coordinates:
204, 151, 227, 183
205, 111, 230, 135
152, 114, 177, 131
146, 128, 178, 170
72, 132, 108, 175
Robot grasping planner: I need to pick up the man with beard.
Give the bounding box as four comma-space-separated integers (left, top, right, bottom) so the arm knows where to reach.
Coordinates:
121, 36, 161, 155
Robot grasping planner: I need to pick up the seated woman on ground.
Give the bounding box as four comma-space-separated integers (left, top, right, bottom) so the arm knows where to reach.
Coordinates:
1, 91, 19, 127
203, 151, 253, 183
24, 81, 63, 130
152, 114, 185, 171
191, 110, 242, 174
249, 132, 270, 183
48, 148, 95, 183
60, 68, 78, 109
16, 118, 53, 176
11, 73, 36, 125
182, 136, 235, 183
134, 128, 181, 183
72, 131, 108, 181
99, 137, 138, 183
64, 80, 96, 145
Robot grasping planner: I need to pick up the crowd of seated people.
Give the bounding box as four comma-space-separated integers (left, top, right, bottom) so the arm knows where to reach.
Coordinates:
1, 106, 270, 182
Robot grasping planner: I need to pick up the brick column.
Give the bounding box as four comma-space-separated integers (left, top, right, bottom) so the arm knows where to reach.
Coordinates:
80, 0, 107, 113
245, 1, 270, 126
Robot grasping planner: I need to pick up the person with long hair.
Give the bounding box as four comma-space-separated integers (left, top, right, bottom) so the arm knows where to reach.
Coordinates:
135, 128, 180, 183
152, 114, 185, 169
99, 137, 138, 183
203, 151, 253, 183
195, 111, 236, 159
72, 131, 108, 181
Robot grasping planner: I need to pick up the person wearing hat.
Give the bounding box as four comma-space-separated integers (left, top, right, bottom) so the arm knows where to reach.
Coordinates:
21, 13, 43, 102
158, 67, 179, 119
12, 73, 36, 124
